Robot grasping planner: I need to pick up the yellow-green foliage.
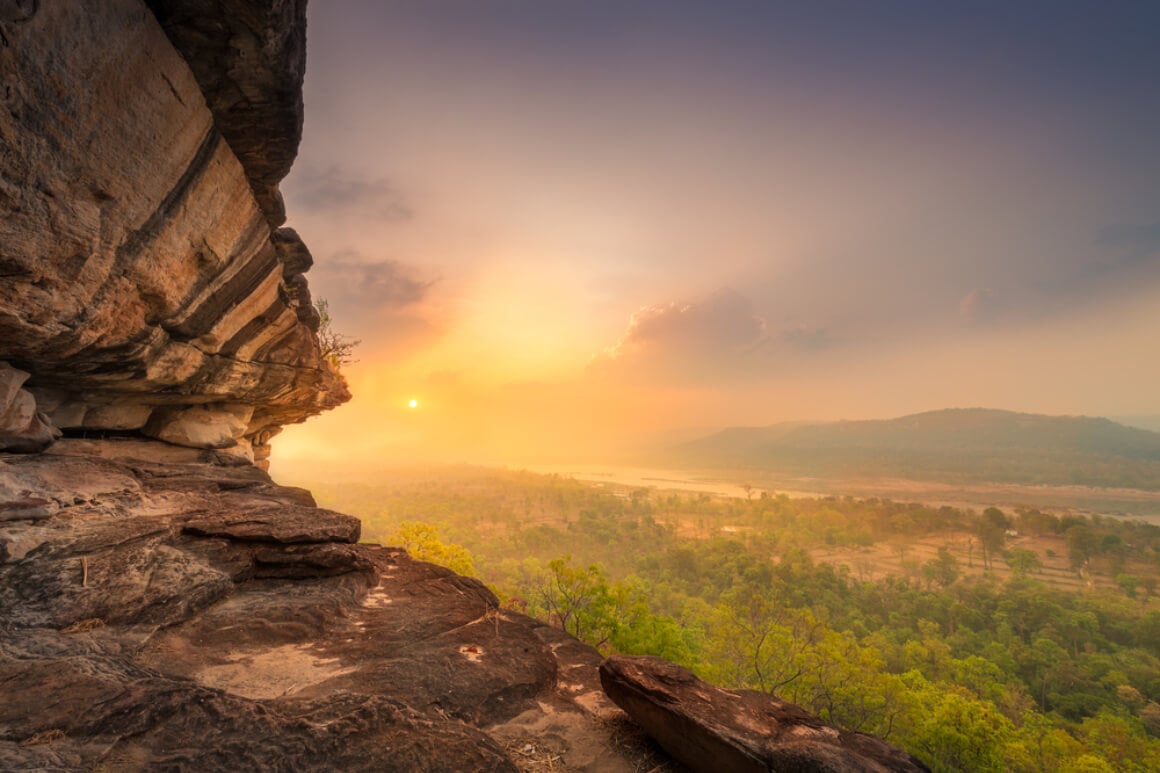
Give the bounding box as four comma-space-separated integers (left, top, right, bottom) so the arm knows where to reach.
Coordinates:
387, 521, 477, 578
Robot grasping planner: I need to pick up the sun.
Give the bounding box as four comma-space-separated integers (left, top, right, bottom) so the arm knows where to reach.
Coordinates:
408, 399, 418, 409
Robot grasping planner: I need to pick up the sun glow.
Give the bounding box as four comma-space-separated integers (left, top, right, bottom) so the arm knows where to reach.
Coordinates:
408, 399, 419, 409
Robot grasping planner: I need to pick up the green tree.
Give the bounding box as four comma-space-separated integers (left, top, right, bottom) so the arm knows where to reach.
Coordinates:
1058, 755, 1116, 773
537, 556, 618, 649
1065, 525, 1099, 572
1005, 548, 1043, 578
978, 508, 1010, 571
1115, 573, 1141, 599
1076, 710, 1160, 772
605, 577, 698, 667
703, 583, 821, 694
898, 677, 1017, 773
388, 521, 478, 577
923, 546, 962, 587
1009, 711, 1086, 773
1140, 701, 1160, 737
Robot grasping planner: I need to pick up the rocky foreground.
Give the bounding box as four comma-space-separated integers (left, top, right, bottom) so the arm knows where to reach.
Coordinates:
0, 440, 669, 771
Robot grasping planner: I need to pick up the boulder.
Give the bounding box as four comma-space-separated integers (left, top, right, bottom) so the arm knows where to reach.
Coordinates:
82, 402, 155, 431
0, 363, 57, 453
600, 655, 931, 773
0, 645, 520, 773
144, 403, 253, 449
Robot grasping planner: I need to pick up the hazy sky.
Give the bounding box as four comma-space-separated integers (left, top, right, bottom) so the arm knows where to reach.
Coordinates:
273, 0, 1160, 465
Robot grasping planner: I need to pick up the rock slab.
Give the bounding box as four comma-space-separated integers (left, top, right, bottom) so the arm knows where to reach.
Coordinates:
600, 655, 931, 773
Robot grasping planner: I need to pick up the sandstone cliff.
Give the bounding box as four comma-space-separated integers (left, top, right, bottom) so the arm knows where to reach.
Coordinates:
1, 3, 927, 771
0, 0, 347, 466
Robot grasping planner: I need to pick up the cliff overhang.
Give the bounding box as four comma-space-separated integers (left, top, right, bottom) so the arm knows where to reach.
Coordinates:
0, 0, 348, 466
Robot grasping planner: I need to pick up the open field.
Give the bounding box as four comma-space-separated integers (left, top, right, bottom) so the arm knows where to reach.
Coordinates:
809, 531, 1152, 593
523, 463, 1160, 521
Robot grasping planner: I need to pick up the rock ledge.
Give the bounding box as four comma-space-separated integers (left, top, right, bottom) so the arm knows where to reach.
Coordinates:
600, 655, 930, 773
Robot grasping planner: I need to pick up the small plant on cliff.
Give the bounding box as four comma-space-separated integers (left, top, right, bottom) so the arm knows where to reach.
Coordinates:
315, 298, 360, 370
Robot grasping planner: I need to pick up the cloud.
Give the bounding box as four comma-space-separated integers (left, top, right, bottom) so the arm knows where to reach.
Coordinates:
603, 287, 767, 359
591, 288, 844, 387
591, 288, 783, 385
313, 251, 436, 312
285, 166, 412, 221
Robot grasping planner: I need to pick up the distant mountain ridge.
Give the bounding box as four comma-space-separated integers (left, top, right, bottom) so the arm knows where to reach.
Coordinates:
672, 408, 1160, 490
1115, 415, 1160, 433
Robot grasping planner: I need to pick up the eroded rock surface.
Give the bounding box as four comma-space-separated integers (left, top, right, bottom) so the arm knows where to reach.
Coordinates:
0, 443, 671, 771
0, 364, 56, 453
145, 0, 309, 226
600, 655, 929, 773
0, 0, 347, 459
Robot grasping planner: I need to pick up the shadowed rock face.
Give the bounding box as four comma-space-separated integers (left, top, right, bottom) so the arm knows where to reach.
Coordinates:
144, 0, 308, 226
0, 0, 347, 459
600, 655, 931, 773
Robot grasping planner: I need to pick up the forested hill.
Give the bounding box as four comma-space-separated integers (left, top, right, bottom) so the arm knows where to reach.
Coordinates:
671, 408, 1160, 490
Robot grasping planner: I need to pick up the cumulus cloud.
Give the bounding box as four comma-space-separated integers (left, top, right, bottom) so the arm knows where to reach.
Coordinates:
603, 288, 767, 359
591, 288, 801, 385
286, 166, 412, 221
591, 288, 843, 386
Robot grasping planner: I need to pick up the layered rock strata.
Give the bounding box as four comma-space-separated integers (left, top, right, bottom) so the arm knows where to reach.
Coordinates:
145, 0, 310, 226
0, 0, 347, 461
